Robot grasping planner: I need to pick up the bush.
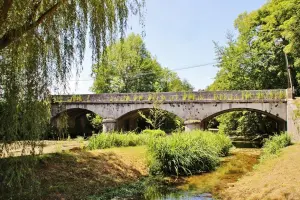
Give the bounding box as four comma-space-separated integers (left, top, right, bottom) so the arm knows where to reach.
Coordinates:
141, 129, 166, 137
199, 131, 233, 157
147, 131, 232, 176
260, 132, 291, 161
88, 132, 148, 150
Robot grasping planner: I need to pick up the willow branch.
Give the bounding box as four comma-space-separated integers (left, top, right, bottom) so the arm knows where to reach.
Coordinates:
0, 0, 66, 50
0, 0, 13, 26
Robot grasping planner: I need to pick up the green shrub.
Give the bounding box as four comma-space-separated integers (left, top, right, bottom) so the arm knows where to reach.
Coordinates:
147, 131, 232, 176
201, 132, 232, 157
88, 132, 148, 150
141, 129, 166, 137
260, 132, 291, 161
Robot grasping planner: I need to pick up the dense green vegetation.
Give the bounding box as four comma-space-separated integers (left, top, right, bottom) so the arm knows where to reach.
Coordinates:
0, 0, 144, 144
0, 0, 144, 196
147, 131, 232, 176
88, 176, 172, 200
260, 132, 292, 162
208, 0, 300, 136
91, 33, 193, 93
88, 130, 232, 176
141, 129, 167, 137
88, 132, 147, 149
209, 0, 300, 91
88, 130, 167, 150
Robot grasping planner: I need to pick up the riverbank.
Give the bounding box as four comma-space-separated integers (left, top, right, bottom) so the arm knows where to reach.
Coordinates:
222, 143, 300, 200
4, 141, 300, 199
37, 146, 148, 199
0, 145, 260, 199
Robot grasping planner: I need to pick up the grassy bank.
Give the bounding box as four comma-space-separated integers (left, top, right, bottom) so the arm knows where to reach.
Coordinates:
0, 146, 148, 200
87, 130, 232, 176
222, 132, 297, 200
1, 130, 233, 199
259, 132, 291, 162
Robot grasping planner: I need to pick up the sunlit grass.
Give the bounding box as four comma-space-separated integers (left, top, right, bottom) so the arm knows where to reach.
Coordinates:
260, 132, 291, 162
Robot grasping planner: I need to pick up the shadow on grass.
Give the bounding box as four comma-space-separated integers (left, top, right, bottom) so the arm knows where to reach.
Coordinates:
1, 149, 145, 200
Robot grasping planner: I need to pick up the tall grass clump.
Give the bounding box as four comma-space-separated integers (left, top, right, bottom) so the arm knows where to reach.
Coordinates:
260, 132, 292, 162
147, 131, 232, 176
88, 132, 148, 150
141, 129, 166, 138
196, 131, 232, 157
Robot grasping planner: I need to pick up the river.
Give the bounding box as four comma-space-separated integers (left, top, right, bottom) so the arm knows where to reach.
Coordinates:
145, 148, 261, 200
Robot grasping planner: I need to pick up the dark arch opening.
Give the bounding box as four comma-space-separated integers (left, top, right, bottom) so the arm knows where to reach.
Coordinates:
203, 108, 286, 123
50, 108, 102, 139
202, 108, 286, 147
117, 108, 184, 133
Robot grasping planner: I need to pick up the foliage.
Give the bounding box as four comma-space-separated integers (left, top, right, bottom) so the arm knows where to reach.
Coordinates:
207, 0, 300, 138
203, 132, 233, 157
173, 117, 185, 132
216, 111, 280, 136
0, 156, 41, 199
88, 176, 173, 200
147, 131, 232, 176
91, 33, 191, 134
217, 112, 239, 135
141, 129, 166, 138
260, 132, 292, 162
0, 0, 144, 197
56, 112, 69, 140
138, 100, 168, 130
87, 132, 148, 150
86, 113, 103, 131
208, 0, 300, 89
91, 33, 193, 93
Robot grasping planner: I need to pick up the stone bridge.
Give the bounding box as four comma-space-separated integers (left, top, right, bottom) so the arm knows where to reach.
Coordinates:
50, 89, 300, 140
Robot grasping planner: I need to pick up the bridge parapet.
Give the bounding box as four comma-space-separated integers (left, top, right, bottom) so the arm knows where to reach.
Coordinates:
51, 89, 287, 103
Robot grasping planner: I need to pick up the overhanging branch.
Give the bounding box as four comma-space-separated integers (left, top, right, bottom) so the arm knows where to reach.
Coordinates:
0, 0, 66, 50
0, 0, 13, 26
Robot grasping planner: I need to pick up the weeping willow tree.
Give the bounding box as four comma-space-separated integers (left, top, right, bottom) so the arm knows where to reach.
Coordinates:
0, 0, 144, 197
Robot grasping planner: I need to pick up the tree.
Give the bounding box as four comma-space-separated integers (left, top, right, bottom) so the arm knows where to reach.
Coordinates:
0, 0, 144, 147
138, 101, 167, 130
0, 0, 144, 197
208, 0, 300, 137
91, 34, 193, 133
91, 33, 193, 93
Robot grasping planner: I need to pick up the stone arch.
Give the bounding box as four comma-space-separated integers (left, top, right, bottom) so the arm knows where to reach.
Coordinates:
51, 108, 102, 138
116, 107, 184, 133
201, 107, 287, 133
203, 108, 286, 123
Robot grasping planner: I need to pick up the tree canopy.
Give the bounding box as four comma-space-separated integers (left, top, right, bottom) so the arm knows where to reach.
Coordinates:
209, 0, 300, 92
0, 0, 144, 144
0, 1, 144, 196
91, 33, 193, 93
208, 0, 300, 136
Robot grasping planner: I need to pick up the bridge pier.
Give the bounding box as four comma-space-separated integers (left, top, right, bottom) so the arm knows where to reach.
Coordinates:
287, 99, 300, 142
102, 119, 117, 133
184, 120, 201, 132
200, 120, 208, 131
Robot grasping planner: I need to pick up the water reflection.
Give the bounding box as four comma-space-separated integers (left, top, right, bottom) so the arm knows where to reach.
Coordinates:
232, 141, 262, 148
163, 192, 213, 200
92, 149, 260, 200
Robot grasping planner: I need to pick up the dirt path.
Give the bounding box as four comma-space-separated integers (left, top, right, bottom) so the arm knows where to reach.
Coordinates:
1, 140, 89, 157
222, 144, 300, 200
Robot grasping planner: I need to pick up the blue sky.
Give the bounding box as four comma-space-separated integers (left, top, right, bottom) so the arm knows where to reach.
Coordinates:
68, 0, 266, 94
